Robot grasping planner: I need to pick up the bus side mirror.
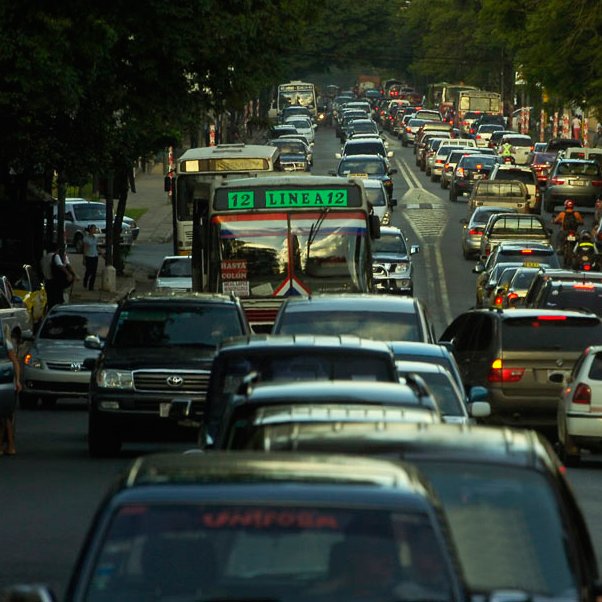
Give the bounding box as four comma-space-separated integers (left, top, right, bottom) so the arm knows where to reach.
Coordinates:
369, 215, 381, 239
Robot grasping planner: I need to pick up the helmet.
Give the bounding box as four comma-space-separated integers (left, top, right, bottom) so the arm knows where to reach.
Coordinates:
580, 231, 593, 241
565, 200, 575, 210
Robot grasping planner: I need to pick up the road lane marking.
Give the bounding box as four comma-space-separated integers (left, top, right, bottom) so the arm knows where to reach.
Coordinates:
395, 158, 422, 190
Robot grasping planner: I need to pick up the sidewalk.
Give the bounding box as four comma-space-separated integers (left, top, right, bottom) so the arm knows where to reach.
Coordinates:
68, 165, 172, 304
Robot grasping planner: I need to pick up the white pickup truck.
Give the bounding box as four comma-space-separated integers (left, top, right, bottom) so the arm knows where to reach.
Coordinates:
0, 276, 34, 343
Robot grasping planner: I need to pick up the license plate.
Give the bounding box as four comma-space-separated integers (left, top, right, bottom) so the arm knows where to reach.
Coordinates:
471, 173, 485, 180
567, 234, 576, 241
570, 180, 586, 186
159, 402, 171, 418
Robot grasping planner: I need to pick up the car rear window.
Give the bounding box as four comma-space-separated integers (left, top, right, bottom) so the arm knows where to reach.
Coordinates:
540, 284, 602, 316
419, 463, 578, 597
501, 316, 602, 351
490, 216, 545, 235
276, 310, 422, 342
346, 142, 385, 156
557, 162, 600, 176
475, 182, 526, 197
496, 251, 559, 268
504, 137, 532, 147
492, 170, 536, 185
461, 156, 496, 169
40, 310, 115, 340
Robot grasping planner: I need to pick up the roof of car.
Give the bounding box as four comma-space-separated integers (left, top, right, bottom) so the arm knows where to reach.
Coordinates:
258, 423, 559, 472
279, 294, 420, 313
388, 341, 451, 359
471, 307, 600, 321
123, 292, 239, 305
379, 226, 404, 236
361, 178, 386, 189
48, 303, 118, 314
120, 451, 430, 495
239, 380, 438, 410
339, 154, 386, 162
495, 241, 554, 251
216, 334, 395, 355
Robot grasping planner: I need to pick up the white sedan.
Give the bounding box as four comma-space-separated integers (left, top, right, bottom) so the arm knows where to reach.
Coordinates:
284, 116, 316, 145
557, 344, 602, 466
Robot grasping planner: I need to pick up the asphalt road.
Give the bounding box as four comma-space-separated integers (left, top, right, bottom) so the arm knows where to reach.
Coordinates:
2, 125, 602, 598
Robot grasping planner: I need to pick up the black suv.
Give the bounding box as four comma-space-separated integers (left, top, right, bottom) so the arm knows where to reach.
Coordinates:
524, 268, 602, 308
440, 308, 602, 429
259, 422, 602, 602
85, 292, 250, 456
529, 277, 602, 316
2, 452, 470, 602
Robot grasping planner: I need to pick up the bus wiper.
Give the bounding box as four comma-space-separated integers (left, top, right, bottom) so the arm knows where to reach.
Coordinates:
307, 207, 331, 258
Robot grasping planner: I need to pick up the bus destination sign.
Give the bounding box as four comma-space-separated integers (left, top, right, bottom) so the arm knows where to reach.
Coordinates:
224, 188, 355, 210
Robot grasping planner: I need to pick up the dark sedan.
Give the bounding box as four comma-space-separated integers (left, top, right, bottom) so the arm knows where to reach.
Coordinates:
372, 226, 419, 295
331, 154, 397, 201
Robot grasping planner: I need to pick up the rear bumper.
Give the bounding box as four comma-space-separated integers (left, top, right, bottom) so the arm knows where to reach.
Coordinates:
566, 412, 602, 442
485, 390, 560, 427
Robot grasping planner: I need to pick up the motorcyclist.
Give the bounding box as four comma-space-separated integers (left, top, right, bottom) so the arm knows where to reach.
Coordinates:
572, 230, 598, 270
554, 200, 584, 254
500, 139, 513, 157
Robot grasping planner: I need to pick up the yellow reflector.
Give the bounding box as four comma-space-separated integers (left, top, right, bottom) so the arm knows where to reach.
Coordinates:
491, 358, 503, 369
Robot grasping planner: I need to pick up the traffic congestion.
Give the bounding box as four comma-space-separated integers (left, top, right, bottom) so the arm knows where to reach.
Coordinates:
5, 77, 602, 602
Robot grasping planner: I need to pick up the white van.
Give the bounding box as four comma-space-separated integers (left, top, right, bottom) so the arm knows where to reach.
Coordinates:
431, 139, 477, 179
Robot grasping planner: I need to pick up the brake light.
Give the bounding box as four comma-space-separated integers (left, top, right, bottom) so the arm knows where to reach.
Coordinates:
488, 358, 525, 383
592, 180, 602, 187
507, 292, 519, 302
537, 315, 567, 320
435, 159, 444, 164
584, 264, 592, 271
551, 176, 565, 185
456, 167, 465, 178
520, 249, 533, 254
476, 135, 481, 139
494, 294, 504, 306
468, 228, 482, 236
444, 163, 450, 169
406, 127, 411, 132
573, 383, 591, 405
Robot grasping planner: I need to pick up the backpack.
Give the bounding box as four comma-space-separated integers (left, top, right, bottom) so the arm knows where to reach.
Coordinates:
563, 212, 578, 231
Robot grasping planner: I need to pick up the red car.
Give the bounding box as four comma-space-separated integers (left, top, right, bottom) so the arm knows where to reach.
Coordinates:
529, 151, 556, 184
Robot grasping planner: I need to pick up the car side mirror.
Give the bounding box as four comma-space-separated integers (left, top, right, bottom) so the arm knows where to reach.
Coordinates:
387, 151, 394, 158
84, 334, 102, 350
468, 401, 491, 418
335, 153, 342, 159
468, 385, 489, 403
472, 264, 485, 274
410, 245, 420, 254
439, 340, 454, 353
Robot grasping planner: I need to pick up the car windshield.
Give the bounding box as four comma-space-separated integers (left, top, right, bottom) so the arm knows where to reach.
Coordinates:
502, 316, 602, 350
345, 142, 385, 156
509, 270, 539, 290
276, 310, 422, 341
288, 120, 311, 130
72, 204, 106, 221
418, 462, 578, 598
84, 504, 453, 602
339, 159, 386, 176
274, 141, 306, 154
40, 310, 115, 340
110, 306, 243, 348
158, 258, 192, 278
373, 233, 408, 255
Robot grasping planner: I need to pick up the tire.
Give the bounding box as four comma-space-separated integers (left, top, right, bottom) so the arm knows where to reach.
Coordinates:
88, 413, 122, 458
41, 395, 57, 409
74, 233, 84, 254
557, 438, 581, 467
441, 178, 448, 190
449, 187, 457, 202
430, 173, 438, 183
19, 393, 39, 409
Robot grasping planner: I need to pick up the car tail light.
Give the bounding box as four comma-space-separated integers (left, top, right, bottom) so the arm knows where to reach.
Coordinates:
456, 167, 465, 178
463, 120, 468, 126
537, 315, 567, 320
406, 127, 411, 132
551, 176, 565, 185
488, 358, 525, 383
494, 294, 504, 306
572, 383, 591, 405
435, 158, 444, 164
476, 135, 481, 139
468, 228, 482, 236
507, 292, 519, 302
592, 180, 602, 187
444, 163, 450, 170
520, 249, 533, 254
584, 264, 592, 271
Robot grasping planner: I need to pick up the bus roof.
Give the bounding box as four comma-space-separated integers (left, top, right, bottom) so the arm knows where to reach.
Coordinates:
213, 174, 365, 190
178, 144, 280, 162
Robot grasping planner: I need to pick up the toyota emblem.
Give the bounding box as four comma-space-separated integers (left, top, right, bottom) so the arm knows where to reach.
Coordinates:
167, 375, 184, 388
70, 362, 82, 372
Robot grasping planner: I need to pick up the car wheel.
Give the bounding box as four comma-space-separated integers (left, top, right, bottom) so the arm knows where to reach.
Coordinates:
557, 438, 581, 467
19, 392, 39, 409
41, 395, 57, 409
430, 173, 438, 183
449, 187, 457, 202
441, 178, 448, 190
74, 233, 84, 254
88, 413, 122, 458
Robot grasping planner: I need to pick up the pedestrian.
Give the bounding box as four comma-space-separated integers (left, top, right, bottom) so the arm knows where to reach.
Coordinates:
0, 322, 21, 456
47, 246, 74, 309
82, 224, 100, 291
572, 114, 582, 141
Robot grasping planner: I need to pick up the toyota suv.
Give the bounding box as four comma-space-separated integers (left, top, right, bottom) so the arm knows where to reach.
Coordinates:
84, 292, 251, 456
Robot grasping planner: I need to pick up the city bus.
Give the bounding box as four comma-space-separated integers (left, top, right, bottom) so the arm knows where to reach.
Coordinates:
426, 82, 479, 115
277, 81, 317, 118
167, 144, 282, 255
191, 175, 381, 331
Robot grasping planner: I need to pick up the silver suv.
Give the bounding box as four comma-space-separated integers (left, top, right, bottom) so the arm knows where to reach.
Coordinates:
55, 199, 137, 252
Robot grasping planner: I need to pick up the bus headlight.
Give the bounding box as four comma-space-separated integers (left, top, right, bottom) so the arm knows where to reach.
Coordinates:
97, 370, 134, 389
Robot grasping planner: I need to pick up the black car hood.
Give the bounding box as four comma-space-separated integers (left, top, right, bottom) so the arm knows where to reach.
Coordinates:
100, 346, 215, 370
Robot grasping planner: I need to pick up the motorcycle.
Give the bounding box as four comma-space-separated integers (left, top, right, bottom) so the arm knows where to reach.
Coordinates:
572, 248, 600, 271
563, 230, 578, 268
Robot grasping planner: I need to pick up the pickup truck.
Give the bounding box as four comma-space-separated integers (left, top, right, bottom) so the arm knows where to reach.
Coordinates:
479, 213, 552, 259
0, 276, 34, 343
468, 179, 530, 215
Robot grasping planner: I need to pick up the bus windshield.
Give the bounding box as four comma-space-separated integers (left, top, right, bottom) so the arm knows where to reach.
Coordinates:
211, 211, 368, 297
